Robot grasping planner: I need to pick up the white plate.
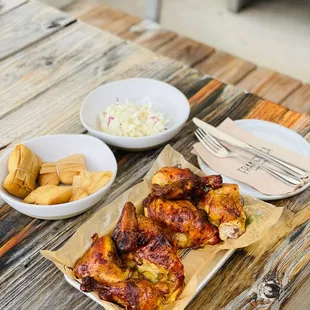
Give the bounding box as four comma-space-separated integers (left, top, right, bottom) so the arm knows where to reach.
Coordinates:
0, 135, 117, 220
198, 119, 310, 200
65, 249, 235, 309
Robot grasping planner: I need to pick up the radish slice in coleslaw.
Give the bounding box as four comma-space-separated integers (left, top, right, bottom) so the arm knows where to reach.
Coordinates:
99, 98, 170, 137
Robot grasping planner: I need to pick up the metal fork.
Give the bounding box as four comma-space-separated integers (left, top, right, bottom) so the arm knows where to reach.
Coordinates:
195, 128, 301, 186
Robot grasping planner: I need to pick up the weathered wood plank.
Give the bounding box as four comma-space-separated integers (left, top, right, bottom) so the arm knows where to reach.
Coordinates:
0, 219, 38, 258
81, 11, 210, 68
155, 36, 214, 66
0, 48, 186, 151
105, 14, 141, 36
245, 99, 289, 123
79, 8, 177, 52
121, 20, 158, 41
63, 0, 102, 18
244, 100, 310, 143
194, 51, 256, 84
279, 273, 310, 310
122, 20, 178, 50
0, 0, 27, 15
165, 67, 204, 96
0, 198, 34, 246
282, 84, 310, 115
79, 5, 129, 33
0, 1, 75, 60
94, 17, 178, 53
0, 22, 123, 119
124, 22, 214, 67
236, 67, 301, 104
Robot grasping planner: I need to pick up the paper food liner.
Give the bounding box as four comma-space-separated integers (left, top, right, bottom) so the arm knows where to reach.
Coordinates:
41, 145, 283, 310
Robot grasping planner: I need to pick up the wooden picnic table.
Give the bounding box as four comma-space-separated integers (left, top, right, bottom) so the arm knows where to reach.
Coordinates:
0, 1, 309, 309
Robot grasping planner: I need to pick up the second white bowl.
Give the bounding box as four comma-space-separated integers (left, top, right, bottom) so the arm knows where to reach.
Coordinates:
0, 135, 117, 220
80, 78, 190, 150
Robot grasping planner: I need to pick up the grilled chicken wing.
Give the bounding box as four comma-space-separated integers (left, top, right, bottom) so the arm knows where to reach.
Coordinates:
112, 202, 139, 253
198, 184, 246, 240
73, 234, 130, 284
151, 167, 222, 200
112, 202, 185, 303
144, 198, 220, 248
81, 277, 163, 310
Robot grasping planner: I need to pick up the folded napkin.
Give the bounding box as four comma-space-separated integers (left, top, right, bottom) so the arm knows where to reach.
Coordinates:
192, 118, 310, 195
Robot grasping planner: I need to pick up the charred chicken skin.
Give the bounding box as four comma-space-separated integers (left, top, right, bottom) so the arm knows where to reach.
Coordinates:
81, 277, 163, 310
144, 198, 221, 248
112, 202, 185, 303
73, 234, 130, 284
151, 167, 222, 200
112, 202, 139, 253
198, 184, 246, 240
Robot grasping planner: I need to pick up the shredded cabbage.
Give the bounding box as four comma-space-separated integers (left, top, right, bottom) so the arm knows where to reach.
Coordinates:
99, 98, 170, 137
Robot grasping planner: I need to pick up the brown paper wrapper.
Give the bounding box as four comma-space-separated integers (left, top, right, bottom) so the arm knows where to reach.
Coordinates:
41, 145, 283, 310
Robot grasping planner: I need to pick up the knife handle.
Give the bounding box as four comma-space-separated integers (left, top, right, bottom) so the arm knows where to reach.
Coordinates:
246, 146, 309, 179
235, 155, 301, 186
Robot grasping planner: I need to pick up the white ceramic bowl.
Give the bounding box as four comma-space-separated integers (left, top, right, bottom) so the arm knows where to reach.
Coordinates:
80, 78, 190, 150
0, 135, 117, 220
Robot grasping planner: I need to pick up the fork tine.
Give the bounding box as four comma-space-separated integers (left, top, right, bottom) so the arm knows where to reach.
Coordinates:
204, 131, 225, 150
195, 131, 218, 156
195, 131, 211, 151
197, 128, 221, 151
198, 128, 228, 152
197, 130, 220, 153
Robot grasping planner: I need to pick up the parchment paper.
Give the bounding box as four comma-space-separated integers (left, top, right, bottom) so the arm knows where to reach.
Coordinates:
41, 145, 283, 310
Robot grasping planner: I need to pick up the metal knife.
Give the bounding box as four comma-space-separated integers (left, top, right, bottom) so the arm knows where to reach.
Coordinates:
193, 117, 309, 179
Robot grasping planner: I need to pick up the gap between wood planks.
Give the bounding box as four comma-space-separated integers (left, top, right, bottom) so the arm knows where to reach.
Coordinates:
63, 1, 310, 115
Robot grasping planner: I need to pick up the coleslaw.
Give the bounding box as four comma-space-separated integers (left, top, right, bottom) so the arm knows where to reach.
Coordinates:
99, 98, 170, 137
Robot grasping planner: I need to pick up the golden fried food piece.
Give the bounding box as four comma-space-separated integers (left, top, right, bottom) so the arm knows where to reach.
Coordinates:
198, 184, 246, 240
112, 202, 139, 253
23, 185, 72, 205
112, 203, 185, 303
81, 277, 163, 310
73, 234, 130, 284
4, 144, 41, 199
151, 167, 222, 200
144, 198, 221, 248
